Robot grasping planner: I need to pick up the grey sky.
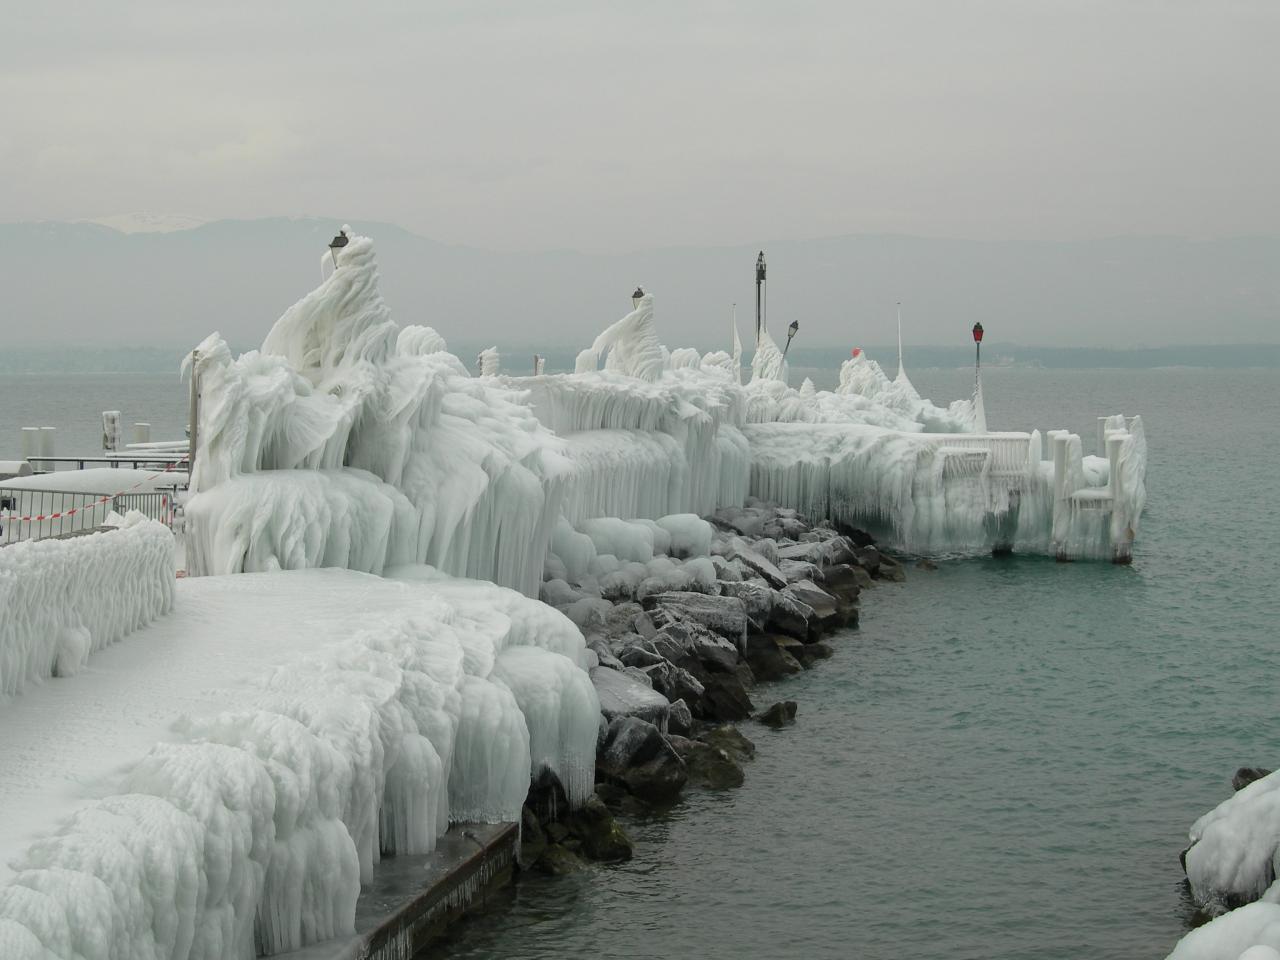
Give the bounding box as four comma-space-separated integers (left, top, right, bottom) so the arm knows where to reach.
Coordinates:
3, 1, 1277, 252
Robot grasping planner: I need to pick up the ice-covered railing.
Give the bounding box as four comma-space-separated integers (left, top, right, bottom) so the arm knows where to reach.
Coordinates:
0, 568, 598, 958
0, 514, 174, 696
745, 414, 1145, 561
183, 232, 568, 596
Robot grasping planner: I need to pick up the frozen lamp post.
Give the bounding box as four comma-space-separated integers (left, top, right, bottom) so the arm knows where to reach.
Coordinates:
755, 252, 767, 344
971, 321, 987, 433
328, 229, 349, 271
783, 319, 800, 358
632, 286, 644, 310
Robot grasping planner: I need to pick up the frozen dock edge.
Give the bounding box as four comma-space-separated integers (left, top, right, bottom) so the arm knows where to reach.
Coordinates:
270, 821, 518, 960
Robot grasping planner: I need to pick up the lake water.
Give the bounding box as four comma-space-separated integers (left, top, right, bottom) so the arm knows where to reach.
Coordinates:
2, 366, 1276, 959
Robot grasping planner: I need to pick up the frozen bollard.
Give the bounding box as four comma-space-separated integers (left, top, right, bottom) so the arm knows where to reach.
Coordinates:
132, 422, 151, 444
39, 427, 56, 472
20, 427, 39, 462
102, 410, 122, 452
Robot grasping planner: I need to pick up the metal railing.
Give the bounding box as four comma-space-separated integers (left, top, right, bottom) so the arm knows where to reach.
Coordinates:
30, 455, 190, 473
0, 487, 176, 546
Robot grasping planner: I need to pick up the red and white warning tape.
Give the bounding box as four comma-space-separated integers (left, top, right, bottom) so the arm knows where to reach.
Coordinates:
0, 457, 188, 524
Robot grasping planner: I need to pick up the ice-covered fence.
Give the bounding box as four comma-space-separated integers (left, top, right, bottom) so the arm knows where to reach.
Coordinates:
745, 416, 1145, 561
0, 487, 175, 545
0, 513, 174, 696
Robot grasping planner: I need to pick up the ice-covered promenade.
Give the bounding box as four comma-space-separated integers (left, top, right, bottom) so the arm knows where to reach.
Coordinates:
0, 231, 1149, 959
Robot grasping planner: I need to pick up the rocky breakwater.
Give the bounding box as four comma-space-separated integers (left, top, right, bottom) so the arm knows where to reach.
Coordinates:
517, 498, 904, 874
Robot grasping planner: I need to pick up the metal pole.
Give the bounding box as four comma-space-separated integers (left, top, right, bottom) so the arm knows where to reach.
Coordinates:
188, 349, 200, 485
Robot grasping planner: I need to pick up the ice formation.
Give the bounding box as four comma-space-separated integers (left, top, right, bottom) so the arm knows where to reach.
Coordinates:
1183, 771, 1280, 915
0, 513, 174, 696
0, 568, 598, 958
1166, 903, 1280, 959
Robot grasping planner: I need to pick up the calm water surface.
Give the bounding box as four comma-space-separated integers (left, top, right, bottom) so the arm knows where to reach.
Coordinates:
2, 367, 1276, 959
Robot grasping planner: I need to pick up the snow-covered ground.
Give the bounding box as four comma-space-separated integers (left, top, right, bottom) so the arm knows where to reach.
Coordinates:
0, 567, 597, 957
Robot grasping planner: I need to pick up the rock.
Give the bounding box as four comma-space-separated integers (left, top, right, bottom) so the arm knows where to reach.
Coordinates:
597, 716, 687, 803
916, 558, 939, 571
823, 563, 867, 599
651, 620, 741, 674
699, 724, 756, 763
700, 671, 755, 722
779, 558, 824, 584
587, 637, 625, 671
711, 506, 768, 538
540, 578, 579, 607
591, 665, 670, 728
835, 523, 877, 548
668, 698, 694, 737
534, 843, 586, 875
824, 536, 860, 567
633, 611, 658, 639
643, 591, 748, 647
877, 553, 907, 582
717, 579, 776, 628
854, 547, 882, 576
596, 601, 645, 639
620, 665, 655, 688
563, 794, 633, 861
1233, 767, 1273, 791
758, 700, 798, 728
667, 737, 744, 789
783, 579, 850, 632
711, 555, 743, 582
776, 541, 827, 564
795, 641, 834, 668
766, 590, 818, 641
618, 642, 666, 669
726, 537, 789, 589
643, 660, 706, 705
520, 805, 547, 865
744, 633, 804, 681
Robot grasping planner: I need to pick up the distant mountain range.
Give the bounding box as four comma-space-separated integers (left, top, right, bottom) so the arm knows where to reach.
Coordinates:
1, 217, 1276, 370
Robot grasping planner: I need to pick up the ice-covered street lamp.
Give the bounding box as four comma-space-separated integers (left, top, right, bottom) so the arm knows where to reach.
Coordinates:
783, 319, 800, 358
632, 286, 644, 310
328, 230, 349, 271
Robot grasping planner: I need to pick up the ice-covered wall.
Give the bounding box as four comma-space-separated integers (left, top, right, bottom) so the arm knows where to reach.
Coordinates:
1182, 770, 1280, 916
0, 569, 598, 959
0, 513, 174, 697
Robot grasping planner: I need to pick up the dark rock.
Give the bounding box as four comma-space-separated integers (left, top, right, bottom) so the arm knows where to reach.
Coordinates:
744, 633, 804, 681
591, 667, 670, 728
598, 601, 645, 638
1233, 767, 1273, 791
766, 590, 818, 641
563, 794, 633, 861
668, 737, 745, 790
916, 558, 939, 571
854, 547, 882, 576
520, 805, 547, 865
876, 553, 907, 582
699, 724, 756, 763
823, 563, 868, 599
597, 716, 687, 803
835, 524, 877, 548
651, 620, 741, 674
534, 843, 586, 875
711, 507, 768, 538
700, 671, 755, 721
735, 660, 757, 690
783, 580, 846, 632
643, 660, 706, 705
618, 642, 666, 669
587, 637, 625, 671
526, 768, 571, 826
643, 591, 748, 647
758, 700, 798, 728
668, 698, 694, 737
776, 541, 827, 564
795, 641, 835, 668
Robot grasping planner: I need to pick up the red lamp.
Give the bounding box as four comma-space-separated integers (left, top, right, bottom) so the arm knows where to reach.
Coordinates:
972, 322, 984, 343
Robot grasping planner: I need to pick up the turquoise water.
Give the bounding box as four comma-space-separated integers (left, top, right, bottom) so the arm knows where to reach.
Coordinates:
3, 367, 1276, 958
430, 368, 1280, 960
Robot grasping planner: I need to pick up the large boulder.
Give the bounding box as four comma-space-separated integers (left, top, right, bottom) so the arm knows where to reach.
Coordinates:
666, 736, 745, 789
597, 716, 687, 803
779, 558, 824, 584
717, 579, 776, 628
766, 590, 818, 641
562, 794, 633, 861
758, 700, 798, 728
783, 580, 848, 632
643, 660, 706, 705
591, 665, 670, 728
726, 537, 788, 589
744, 633, 804, 681
643, 591, 748, 647
700, 671, 755, 722
700, 724, 756, 763
651, 620, 741, 674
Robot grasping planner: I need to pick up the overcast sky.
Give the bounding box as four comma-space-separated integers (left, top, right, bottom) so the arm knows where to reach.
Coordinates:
2, 1, 1277, 253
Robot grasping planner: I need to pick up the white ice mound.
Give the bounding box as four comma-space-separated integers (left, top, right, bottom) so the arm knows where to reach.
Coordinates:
579, 293, 665, 382
0, 513, 173, 696
1184, 772, 1280, 915
0, 569, 598, 958
184, 232, 566, 595
1166, 903, 1280, 959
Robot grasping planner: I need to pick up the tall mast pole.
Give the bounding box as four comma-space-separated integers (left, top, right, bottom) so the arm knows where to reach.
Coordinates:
896, 301, 904, 380
755, 251, 766, 345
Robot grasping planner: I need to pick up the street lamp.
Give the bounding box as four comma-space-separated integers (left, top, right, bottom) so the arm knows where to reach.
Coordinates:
632, 286, 645, 310
972, 322, 984, 371
328, 229, 349, 271
783, 319, 800, 358
755, 252, 767, 344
